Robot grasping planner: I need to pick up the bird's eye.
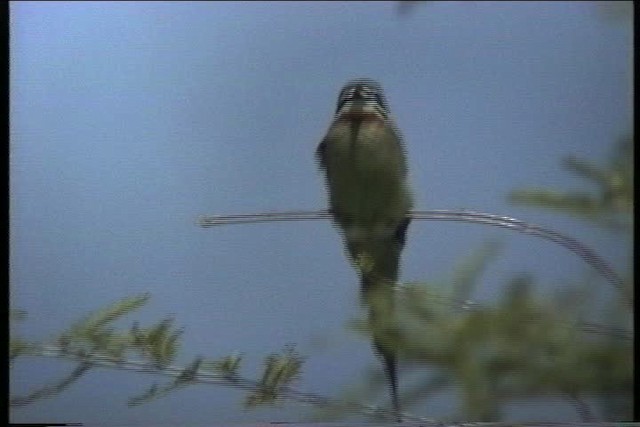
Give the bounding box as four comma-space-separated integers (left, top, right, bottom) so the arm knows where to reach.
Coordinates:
343, 88, 356, 100
360, 86, 373, 96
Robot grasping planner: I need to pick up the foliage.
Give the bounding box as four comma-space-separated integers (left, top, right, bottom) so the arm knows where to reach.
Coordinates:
245, 344, 305, 407
318, 240, 631, 422
10, 295, 305, 411
509, 136, 633, 231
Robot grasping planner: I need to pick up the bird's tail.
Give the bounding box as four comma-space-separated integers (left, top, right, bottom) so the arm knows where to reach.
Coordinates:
348, 218, 410, 422
361, 265, 402, 422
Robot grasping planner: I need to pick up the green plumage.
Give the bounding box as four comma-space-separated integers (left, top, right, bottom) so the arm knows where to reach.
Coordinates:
317, 108, 412, 422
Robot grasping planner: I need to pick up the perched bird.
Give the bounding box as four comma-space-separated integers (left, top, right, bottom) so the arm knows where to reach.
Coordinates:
316, 78, 413, 421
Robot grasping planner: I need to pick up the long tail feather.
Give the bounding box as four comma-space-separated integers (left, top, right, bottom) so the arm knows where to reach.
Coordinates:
361, 273, 402, 422
357, 217, 409, 422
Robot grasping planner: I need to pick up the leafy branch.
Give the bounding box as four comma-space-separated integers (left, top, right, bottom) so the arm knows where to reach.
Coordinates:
320, 241, 631, 423
9, 295, 433, 423
509, 136, 633, 231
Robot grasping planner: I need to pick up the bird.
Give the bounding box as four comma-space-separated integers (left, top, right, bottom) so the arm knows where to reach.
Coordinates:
316, 78, 413, 422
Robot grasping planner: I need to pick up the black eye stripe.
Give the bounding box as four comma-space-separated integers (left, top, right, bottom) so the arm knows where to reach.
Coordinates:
340, 90, 381, 102
334, 80, 390, 117
336, 98, 349, 113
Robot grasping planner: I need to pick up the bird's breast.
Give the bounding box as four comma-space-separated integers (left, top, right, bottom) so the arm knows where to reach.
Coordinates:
324, 120, 399, 170
321, 119, 412, 229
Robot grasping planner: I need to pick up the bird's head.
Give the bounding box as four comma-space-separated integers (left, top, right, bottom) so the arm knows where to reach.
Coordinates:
334, 78, 389, 121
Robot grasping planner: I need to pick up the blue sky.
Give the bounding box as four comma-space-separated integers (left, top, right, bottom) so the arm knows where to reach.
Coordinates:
10, 2, 632, 425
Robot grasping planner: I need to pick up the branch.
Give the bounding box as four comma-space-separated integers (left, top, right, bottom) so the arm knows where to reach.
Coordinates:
10, 361, 93, 407
13, 345, 437, 424
197, 209, 630, 305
